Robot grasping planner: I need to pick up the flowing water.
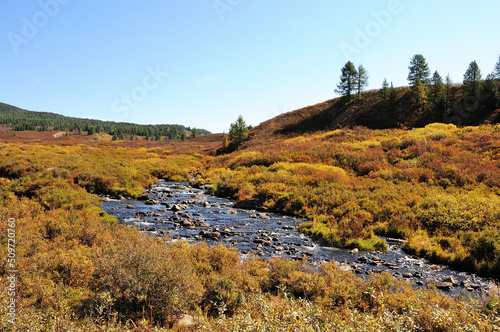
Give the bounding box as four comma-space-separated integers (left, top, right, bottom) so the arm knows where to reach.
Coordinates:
101, 181, 497, 296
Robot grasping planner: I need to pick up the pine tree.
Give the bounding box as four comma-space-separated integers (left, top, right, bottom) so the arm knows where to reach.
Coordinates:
191, 128, 198, 138
430, 71, 444, 105
222, 131, 228, 149
411, 79, 427, 105
483, 74, 499, 110
335, 61, 358, 100
445, 74, 454, 111
378, 78, 390, 104
407, 54, 430, 86
493, 55, 500, 80
229, 115, 249, 145
181, 132, 187, 141
356, 65, 369, 99
463, 60, 483, 96
389, 82, 398, 105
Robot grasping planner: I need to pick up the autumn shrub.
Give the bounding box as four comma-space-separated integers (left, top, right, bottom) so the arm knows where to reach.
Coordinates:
186, 243, 263, 316
92, 232, 203, 324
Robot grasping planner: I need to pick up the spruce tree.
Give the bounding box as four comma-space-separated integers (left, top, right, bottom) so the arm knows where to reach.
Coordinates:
222, 131, 228, 149
407, 54, 431, 86
430, 71, 444, 105
335, 61, 358, 100
463, 60, 483, 96
483, 74, 499, 110
356, 65, 369, 99
411, 79, 427, 105
445, 74, 454, 111
229, 115, 249, 145
493, 55, 500, 80
389, 82, 398, 105
378, 79, 390, 104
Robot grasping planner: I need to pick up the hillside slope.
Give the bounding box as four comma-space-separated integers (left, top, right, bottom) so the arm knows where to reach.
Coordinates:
253, 84, 500, 137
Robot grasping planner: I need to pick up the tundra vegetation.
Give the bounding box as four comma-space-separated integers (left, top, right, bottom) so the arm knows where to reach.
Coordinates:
1, 56, 500, 329
0, 125, 499, 331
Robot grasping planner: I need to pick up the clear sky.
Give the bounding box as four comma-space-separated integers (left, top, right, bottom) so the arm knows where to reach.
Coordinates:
1, 0, 499, 133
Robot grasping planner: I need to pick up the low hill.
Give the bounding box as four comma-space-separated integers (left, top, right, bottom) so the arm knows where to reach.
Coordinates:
253, 84, 500, 137
0, 102, 210, 140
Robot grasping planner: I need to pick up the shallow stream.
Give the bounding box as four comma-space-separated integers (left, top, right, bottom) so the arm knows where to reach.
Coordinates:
101, 181, 497, 296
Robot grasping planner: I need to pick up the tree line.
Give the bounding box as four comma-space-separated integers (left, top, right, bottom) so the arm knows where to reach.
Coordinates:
335, 54, 500, 123
0, 102, 210, 140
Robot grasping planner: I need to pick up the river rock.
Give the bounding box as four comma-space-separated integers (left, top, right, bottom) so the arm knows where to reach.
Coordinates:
137, 194, 149, 201
384, 263, 399, 270
181, 220, 193, 227
402, 273, 413, 278
190, 181, 205, 189
274, 246, 284, 251
225, 209, 238, 215
235, 198, 265, 210
282, 226, 296, 230
436, 282, 453, 290
126, 205, 136, 209
175, 314, 195, 328
339, 264, 352, 272
425, 278, 436, 285
171, 205, 183, 212
350, 248, 359, 254
442, 276, 458, 285
428, 265, 443, 272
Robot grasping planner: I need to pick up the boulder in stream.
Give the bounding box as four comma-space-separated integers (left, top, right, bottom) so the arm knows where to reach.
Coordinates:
436, 282, 453, 291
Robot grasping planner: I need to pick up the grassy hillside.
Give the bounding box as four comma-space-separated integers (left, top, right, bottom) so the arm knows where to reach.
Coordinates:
253, 83, 500, 138
206, 123, 500, 278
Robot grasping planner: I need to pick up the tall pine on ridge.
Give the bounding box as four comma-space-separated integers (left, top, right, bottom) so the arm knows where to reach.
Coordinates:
335, 61, 358, 101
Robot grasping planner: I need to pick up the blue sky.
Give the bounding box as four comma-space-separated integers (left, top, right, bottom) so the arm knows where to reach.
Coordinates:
1, 0, 499, 133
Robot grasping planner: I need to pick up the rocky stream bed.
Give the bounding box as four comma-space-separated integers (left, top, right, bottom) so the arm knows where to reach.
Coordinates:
101, 181, 497, 296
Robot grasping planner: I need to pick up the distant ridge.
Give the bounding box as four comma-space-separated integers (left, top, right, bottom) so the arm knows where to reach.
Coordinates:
0, 102, 210, 139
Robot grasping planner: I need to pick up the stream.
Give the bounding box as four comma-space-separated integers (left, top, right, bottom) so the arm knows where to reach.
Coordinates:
101, 180, 497, 296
